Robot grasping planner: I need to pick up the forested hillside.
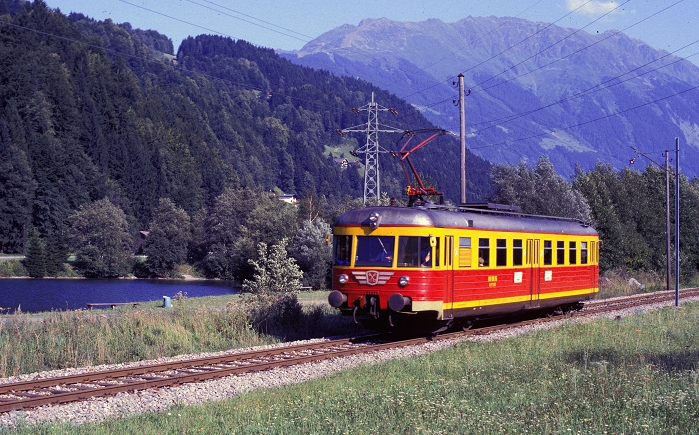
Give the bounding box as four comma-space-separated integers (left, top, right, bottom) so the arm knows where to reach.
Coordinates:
0, 0, 491, 257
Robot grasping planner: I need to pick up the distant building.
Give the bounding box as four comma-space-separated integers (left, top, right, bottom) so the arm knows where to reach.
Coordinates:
333, 158, 349, 169
278, 194, 298, 206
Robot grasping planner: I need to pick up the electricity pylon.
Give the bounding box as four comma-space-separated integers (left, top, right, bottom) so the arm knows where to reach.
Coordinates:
335, 92, 402, 205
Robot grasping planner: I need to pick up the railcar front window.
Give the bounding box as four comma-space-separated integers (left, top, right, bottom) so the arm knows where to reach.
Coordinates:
355, 236, 395, 267
334, 235, 352, 265
397, 236, 434, 268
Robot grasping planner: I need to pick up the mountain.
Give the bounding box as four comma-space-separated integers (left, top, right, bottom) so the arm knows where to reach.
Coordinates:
282, 16, 699, 178
0, 1, 492, 253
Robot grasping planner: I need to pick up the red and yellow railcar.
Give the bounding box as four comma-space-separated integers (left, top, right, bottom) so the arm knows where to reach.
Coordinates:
328, 205, 599, 330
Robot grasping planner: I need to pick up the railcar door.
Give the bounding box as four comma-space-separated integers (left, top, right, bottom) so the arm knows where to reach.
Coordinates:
590, 240, 598, 290
444, 236, 455, 319
527, 239, 541, 308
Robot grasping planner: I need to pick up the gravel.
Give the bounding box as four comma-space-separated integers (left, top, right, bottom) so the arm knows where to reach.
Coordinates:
1, 294, 697, 428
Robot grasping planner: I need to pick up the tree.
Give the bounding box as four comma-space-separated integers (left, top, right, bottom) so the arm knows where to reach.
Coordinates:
68, 198, 133, 278
573, 163, 657, 272
0, 138, 36, 254
23, 234, 46, 278
140, 198, 191, 277
242, 239, 303, 295
490, 155, 590, 221
197, 187, 252, 280
288, 219, 333, 289
240, 239, 304, 337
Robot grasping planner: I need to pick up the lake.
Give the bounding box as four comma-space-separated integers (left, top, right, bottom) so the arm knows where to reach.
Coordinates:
0, 278, 238, 313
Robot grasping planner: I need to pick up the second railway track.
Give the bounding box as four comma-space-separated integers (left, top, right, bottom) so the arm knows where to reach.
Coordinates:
2, 287, 698, 415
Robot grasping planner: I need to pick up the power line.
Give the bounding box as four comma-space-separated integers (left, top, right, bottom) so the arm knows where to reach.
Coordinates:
477, 0, 685, 94
471, 0, 631, 91
183, 0, 313, 43
116, 0, 232, 40
419, 0, 682, 111
419, 0, 689, 133
469, 40, 699, 132
469, 84, 699, 151
397, 0, 549, 101
0, 18, 338, 113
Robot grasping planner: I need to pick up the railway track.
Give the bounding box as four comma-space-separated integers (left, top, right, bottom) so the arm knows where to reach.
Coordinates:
1, 287, 698, 414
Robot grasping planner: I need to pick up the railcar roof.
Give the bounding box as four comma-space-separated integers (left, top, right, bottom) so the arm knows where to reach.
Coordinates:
335, 206, 598, 236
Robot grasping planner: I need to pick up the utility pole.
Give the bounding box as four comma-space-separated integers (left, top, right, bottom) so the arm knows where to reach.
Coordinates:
336, 92, 402, 206
458, 74, 467, 205
629, 146, 672, 291
674, 137, 680, 307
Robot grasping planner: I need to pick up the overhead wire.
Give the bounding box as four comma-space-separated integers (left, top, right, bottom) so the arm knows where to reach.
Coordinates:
476, 0, 685, 94
116, 0, 231, 40
422, 0, 688, 135
396, 0, 550, 101
418, 0, 679, 111
183, 0, 314, 44
0, 18, 343, 114
469, 39, 699, 132
111, 0, 698, 155
469, 83, 699, 151
470, 0, 631, 91
118, 0, 408, 93
7, 2, 695, 157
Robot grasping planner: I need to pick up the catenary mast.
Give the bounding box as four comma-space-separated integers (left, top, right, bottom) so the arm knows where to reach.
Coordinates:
336, 92, 402, 205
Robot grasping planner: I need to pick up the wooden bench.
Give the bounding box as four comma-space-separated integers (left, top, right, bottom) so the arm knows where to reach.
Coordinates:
86, 302, 140, 310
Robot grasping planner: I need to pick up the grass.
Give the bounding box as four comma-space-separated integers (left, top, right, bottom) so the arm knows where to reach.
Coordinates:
0, 291, 363, 378
597, 269, 693, 299
4, 300, 698, 434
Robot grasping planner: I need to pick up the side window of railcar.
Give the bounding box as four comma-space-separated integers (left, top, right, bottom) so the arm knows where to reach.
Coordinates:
433, 238, 440, 267
478, 238, 490, 267
496, 239, 507, 266
459, 237, 472, 267
543, 240, 553, 265
355, 236, 395, 267
581, 241, 588, 264
397, 236, 434, 268
556, 241, 565, 265
569, 241, 577, 265
334, 235, 352, 265
513, 239, 523, 266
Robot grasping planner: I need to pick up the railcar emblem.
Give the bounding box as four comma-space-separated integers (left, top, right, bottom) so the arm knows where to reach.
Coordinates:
353, 270, 394, 286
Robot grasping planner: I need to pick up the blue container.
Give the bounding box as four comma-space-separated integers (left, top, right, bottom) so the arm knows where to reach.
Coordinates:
163, 296, 172, 308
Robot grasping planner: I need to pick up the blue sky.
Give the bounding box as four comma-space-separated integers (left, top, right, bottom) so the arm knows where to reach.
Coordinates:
45, 0, 698, 66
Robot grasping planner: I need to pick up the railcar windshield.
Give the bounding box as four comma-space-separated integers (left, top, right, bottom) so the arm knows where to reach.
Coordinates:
355, 236, 395, 267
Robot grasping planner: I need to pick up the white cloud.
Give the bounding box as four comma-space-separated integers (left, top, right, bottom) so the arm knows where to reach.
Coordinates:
566, 0, 620, 16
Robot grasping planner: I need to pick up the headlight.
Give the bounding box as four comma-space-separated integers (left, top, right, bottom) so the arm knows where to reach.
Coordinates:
369, 212, 380, 229
398, 276, 410, 287
338, 274, 348, 284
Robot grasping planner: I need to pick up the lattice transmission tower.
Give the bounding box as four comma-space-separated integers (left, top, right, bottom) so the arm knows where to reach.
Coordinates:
335, 92, 402, 205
